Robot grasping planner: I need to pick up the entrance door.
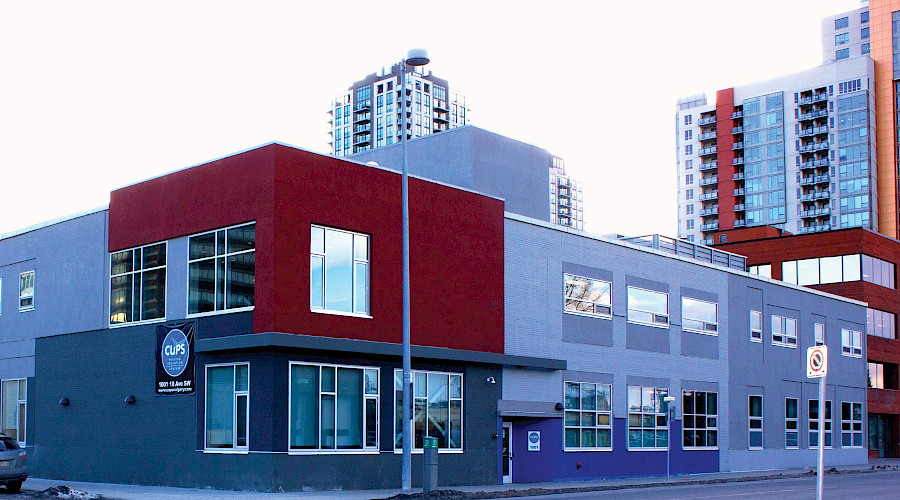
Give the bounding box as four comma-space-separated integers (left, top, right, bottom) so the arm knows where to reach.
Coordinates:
869, 413, 895, 458
502, 422, 513, 483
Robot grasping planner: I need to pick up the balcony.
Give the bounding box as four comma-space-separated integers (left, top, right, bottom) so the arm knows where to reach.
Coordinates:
698, 131, 717, 141
733, 157, 744, 165
733, 172, 745, 181
700, 205, 719, 216
353, 124, 370, 134
699, 146, 718, 156
734, 219, 746, 227
433, 99, 449, 112
699, 161, 718, 171
801, 207, 832, 218
698, 116, 717, 126
799, 174, 831, 186
733, 188, 745, 196
732, 142, 744, 150
732, 126, 743, 134
433, 113, 450, 124
699, 176, 718, 186
801, 223, 832, 234
798, 109, 828, 121
799, 190, 831, 202
353, 112, 371, 124
798, 125, 829, 138
731, 111, 743, 119
699, 191, 718, 201
734, 204, 745, 211
700, 222, 720, 232
353, 134, 371, 146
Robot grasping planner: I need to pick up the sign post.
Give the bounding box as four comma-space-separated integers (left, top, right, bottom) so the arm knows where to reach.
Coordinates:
423, 437, 438, 493
807, 345, 828, 500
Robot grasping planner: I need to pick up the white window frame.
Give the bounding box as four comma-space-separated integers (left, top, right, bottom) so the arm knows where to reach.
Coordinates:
809, 399, 832, 449
393, 369, 463, 453
310, 225, 370, 318
187, 222, 256, 318
749, 394, 763, 450
841, 401, 864, 448
109, 242, 168, 327
772, 315, 798, 347
627, 287, 669, 328
204, 362, 250, 453
288, 362, 379, 454
785, 397, 799, 449
841, 328, 862, 357
682, 297, 718, 335
563, 381, 612, 451
682, 390, 718, 450
563, 274, 612, 319
750, 310, 762, 342
814, 323, 825, 346
627, 386, 669, 451
0, 378, 26, 446
19, 270, 34, 312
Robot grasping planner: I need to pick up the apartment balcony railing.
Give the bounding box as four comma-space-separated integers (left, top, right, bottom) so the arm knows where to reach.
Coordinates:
699, 161, 718, 171
616, 234, 746, 271
732, 142, 744, 150
733, 188, 745, 196
801, 207, 832, 218
698, 116, 717, 126
731, 111, 743, 119
798, 109, 828, 121
699, 206, 719, 216
801, 224, 832, 234
700, 222, 719, 232
699, 146, 718, 156
798, 126, 829, 138
799, 174, 831, 186
699, 131, 717, 141
699, 191, 718, 201
733, 173, 745, 181
734, 204, 745, 211
734, 219, 746, 227
733, 157, 744, 165
732, 126, 743, 134
699, 176, 718, 186
799, 190, 831, 202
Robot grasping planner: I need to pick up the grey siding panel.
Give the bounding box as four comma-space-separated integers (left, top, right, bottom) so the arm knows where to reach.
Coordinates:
681, 330, 719, 359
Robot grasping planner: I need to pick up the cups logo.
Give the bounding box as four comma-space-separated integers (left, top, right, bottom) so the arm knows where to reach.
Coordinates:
161, 329, 190, 377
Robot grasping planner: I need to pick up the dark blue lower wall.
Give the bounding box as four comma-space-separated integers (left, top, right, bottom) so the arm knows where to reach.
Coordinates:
509, 418, 718, 483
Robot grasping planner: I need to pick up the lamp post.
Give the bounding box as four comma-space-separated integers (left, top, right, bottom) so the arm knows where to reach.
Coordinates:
663, 395, 676, 481
400, 48, 430, 493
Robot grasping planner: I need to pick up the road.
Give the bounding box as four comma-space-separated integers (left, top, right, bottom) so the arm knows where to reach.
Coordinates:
505, 470, 900, 499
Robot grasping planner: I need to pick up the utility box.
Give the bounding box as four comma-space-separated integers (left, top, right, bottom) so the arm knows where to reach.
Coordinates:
423, 437, 438, 492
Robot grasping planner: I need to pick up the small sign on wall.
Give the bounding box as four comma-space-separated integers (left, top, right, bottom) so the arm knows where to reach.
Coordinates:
156, 321, 196, 395
527, 430, 540, 451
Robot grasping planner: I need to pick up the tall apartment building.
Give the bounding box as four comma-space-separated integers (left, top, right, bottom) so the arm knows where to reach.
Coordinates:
549, 155, 584, 230
328, 63, 468, 157
676, 56, 876, 245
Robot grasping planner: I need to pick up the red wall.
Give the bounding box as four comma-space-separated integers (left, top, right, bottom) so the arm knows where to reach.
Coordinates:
108, 143, 505, 353
715, 88, 736, 229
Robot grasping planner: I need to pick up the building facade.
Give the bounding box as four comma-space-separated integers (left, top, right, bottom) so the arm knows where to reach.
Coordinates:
328, 63, 467, 157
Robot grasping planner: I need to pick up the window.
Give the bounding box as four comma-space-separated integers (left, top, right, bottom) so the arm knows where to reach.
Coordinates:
685, 189, 694, 201
188, 223, 255, 315
0, 379, 26, 445
835, 32, 849, 45
205, 363, 249, 451
564, 382, 612, 450
685, 174, 693, 185
18, 271, 34, 311
836, 48, 850, 60
749, 395, 763, 449
684, 130, 692, 141
685, 204, 694, 215
682, 297, 717, 335
861, 27, 870, 39
748, 264, 771, 278
682, 390, 717, 449
861, 11, 869, 24
862, 42, 870, 54
862, 255, 895, 289
627, 386, 669, 449
750, 310, 762, 342
686, 219, 695, 231
785, 398, 799, 449
841, 328, 862, 357
809, 399, 832, 448
564, 274, 611, 318
835, 16, 848, 29
841, 402, 863, 447
772, 315, 798, 347
685, 145, 693, 155
627, 287, 669, 328
110, 243, 166, 325
311, 226, 369, 316
684, 114, 692, 125
394, 370, 462, 450
815, 323, 825, 346
867, 309, 896, 339
685, 159, 693, 170
868, 362, 885, 388
289, 363, 378, 451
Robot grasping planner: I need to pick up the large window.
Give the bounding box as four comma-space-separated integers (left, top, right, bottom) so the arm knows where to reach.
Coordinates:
627, 287, 669, 328
749, 395, 763, 449
627, 386, 669, 450
564, 274, 611, 318
841, 401, 863, 447
289, 363, 378, 451
110, 243, 166, 325
748, 264, 771, 278
311, 226, 369, 315
842, 328, 862, 357
772, 315, 798, 347
682, 390, 717, 449
0, 379, 26, 445
19, 271, 34, 312
189, 223, 255, 315
785, 398, 799, 449
205, 363, 249, 451
867, 308, 896, 339
682, 297, 717, 335
868, 362, 885, 388
394, 370, 462, 451
750, 310, 762, 342
809, 399, 832, 448
564, 382, 612, 450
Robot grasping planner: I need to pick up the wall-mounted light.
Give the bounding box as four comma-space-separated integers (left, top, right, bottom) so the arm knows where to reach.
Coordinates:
125, 395, 136, 404
486, 376, 496, 384
59, 397, 70, 406
554, 402, 564, 411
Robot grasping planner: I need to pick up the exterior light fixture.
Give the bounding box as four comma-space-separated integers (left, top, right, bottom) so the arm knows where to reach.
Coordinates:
59, 397, 70, 406
125, 395, 136, 404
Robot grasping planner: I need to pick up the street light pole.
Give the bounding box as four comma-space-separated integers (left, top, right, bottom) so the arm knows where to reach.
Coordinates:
663, 396, 676, 481
400, 48, 430, 493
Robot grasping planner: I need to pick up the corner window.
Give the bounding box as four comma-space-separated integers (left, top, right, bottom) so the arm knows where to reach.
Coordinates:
311, 226, 369, 316
815, 323, 825, 346
682, 390, 717, 449
748, 264, 771, 278
841, 402, 863, 447
627, 386, 669, 450
772, 315, 798, 347
841, 328, 862, 357
809, 399, 832, 448
19, 271, 34, 312
205, 363, 249, 451
110, 243, 166, 325
188, 223, 255, 315
394, 370, 462, 451
750, 310, 762, 342
289, 363, 378, 451
749, 395, 763, 449
785, 398, 799, 449
564, 382, 612, 450
564, 274, 611, 318
0, 379, 26, 445
627, 287, 669, 328
682, 297, 717, 335
867, 308, 895, 339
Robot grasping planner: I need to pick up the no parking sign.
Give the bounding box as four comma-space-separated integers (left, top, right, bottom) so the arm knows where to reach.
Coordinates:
807, 345, 828, 378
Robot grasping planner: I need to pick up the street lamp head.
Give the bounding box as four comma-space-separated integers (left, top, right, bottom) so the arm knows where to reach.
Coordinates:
406, 48, 430, 67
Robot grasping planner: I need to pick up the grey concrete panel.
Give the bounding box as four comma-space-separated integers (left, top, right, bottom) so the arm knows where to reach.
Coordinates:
625, 323, 671, 353
680, 330, 719, 359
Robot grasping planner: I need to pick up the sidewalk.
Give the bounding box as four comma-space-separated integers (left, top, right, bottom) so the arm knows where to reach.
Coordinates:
19, 460, 900, 500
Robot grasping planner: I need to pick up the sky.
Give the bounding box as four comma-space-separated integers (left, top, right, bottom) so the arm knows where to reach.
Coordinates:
0, 0, 864, 238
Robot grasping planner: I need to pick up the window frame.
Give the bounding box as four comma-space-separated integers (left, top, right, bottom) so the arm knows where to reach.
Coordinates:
750, 310, 762, 342
772, 315, 798, 348
310, 225, 371, 318
288, 362, 379, 454
868, 361, 885, 389
809, 399, 833, 449
681, 297, 718, 336
627, 386, 669, 451
682, 390, 718, 450
109, 241, 168, 327
187, 222, 256, 318
393, 369, 463, 453
563, 381, 612, 451
626, 286, 669, 328
563, 274, 612, 319
841, 401, 863, 448
749, 394, 763, 450
0, 378, 26, 446
814, 322, 826, 346
841, 328, 862, 357
204, 362, 250, 453
18, 270, 34, 312
785, 397, 799, 449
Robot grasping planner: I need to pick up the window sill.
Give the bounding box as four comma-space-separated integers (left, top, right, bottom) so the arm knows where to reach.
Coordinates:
311, 308, 372, 319
682, 328, 718, 336
109, 317, 167, 329
626, 320, 669, 330
750, 337, 762, 343
749, 446, 764, 450
627, 447, 668, 452
19, 307, 34, 313
392, 449, 463, 454
289, 449, 380, 455
772, 341, 798, 349
202, 449, 249, 454
563, 447, 613, 452
841, 352, 862, 358
188, 306, 254, 319
683, 446, 718, 451
564, 310, 612, 320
